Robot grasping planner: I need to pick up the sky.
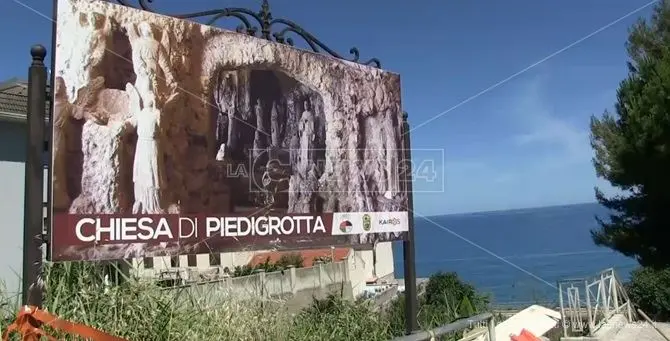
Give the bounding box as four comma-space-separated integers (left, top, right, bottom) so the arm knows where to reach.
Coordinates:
0, 0, 657, 215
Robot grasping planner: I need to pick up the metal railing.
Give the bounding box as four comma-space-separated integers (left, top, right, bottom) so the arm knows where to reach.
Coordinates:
388, 313, 496, 341
558, 268, 635, 337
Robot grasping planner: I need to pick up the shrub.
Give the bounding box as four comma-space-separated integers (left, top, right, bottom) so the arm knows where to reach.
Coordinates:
1, 263, 491, 340
384, 272, 489, 338
291, 294, 392, 340
233, 253, 305, 277
276, 253, 305, 268
626, 267, 670, 321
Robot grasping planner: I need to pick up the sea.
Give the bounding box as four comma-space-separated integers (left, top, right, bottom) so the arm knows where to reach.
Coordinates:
392, 202, 639, 308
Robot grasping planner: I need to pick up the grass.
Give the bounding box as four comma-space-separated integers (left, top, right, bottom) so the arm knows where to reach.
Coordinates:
0, 262, 396, 340
0, 265, 498, 341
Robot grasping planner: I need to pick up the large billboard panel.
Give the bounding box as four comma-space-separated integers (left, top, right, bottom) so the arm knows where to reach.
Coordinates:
51, 0, 409, 261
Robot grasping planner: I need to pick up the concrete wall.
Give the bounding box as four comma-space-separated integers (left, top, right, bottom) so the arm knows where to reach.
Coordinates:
345, 242, 395, 298
0, 121, 51, 300
173, 261, 353, 312
0, 121, 28, 300
132, 242, 395, 295
375, 242, 395, 281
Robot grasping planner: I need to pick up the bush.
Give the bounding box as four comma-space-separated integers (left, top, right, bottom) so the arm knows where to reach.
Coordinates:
384, 272, 489, 338
424, 272, 489, 313
1, 263, 491, 340
233, 253, 305, 277
291, 294, 392, 340
626, 267, 670, 321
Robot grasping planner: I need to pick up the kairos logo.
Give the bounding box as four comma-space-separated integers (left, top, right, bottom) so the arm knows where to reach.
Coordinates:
378, 217, 401, 226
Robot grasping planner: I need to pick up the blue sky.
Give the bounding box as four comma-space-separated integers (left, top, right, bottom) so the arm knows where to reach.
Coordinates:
0, 0, 655, 215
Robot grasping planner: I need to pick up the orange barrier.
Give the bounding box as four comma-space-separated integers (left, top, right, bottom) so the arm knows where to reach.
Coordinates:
510, 328, 542, 341
2, 306, 128, 341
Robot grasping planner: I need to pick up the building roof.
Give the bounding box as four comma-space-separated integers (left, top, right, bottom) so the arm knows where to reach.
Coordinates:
249, 248, 352, 268
0, 78, 51, 123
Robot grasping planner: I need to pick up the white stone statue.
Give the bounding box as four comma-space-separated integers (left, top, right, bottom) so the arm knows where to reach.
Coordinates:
90, 84, 164, 214
215, 143, 227, 161
253, 98, 266, 160
72, 12, 110, 102
270, 102, 280, 147
125, 84, 164, 214
124, 21, 175, 105
298, 100, 315, 174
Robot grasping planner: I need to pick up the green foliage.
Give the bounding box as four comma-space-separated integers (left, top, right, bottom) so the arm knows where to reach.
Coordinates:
384, 272, 489, 338
291, 294, 392, 340
277, 253, 305, 268
1, 263, 491, 340
233, 253, 305, 277
424, 272, 489, 316
589, 1, 670, 268
626, 267, 670, 321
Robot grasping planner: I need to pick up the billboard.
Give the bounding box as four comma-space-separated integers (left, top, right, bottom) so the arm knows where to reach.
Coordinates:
50, 0, 409, 261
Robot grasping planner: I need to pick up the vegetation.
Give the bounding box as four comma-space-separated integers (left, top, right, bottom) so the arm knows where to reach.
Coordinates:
385, 272, 491, 338
589, 1, 670, 320
0, 264, 490, 340
589, 0, 670, 269
625, 267, 670, 321
313, 255, 333, 264
232, 253, 305, 277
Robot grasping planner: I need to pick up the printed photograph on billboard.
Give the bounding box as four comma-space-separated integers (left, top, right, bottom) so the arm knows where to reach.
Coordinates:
50, 0, 409, 261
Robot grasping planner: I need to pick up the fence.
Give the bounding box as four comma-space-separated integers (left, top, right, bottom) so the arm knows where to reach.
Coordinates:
558, 267, 635, 337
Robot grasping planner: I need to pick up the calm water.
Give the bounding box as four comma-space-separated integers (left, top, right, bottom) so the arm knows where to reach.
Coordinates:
392, 202, 638, 307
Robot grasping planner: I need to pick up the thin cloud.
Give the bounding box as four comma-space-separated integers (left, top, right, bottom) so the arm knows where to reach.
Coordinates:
510, 78, 592, 167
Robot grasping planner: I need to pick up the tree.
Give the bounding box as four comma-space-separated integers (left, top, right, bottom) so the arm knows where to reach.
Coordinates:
423, 272, 489, 316
625, 267, 670, 321
590, 1, 670, 268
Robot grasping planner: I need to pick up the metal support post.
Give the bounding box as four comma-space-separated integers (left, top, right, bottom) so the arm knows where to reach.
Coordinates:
402, 112, 419, 334
22, 44, 48, 307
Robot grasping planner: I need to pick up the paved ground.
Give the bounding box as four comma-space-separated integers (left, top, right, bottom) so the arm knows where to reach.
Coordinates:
610, 321, 670, 341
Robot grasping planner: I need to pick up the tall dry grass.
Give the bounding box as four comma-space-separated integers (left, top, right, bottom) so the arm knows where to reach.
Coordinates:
0, 262, 396, 340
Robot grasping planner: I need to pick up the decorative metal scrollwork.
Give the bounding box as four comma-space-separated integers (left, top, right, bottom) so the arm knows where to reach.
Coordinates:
113, 0, 382, 68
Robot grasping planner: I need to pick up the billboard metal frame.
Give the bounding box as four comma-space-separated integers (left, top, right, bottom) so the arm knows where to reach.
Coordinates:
24, 0, 419, 335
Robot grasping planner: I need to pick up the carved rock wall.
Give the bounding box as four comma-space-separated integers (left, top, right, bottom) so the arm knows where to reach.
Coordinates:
201, 31, 405, 213
54, 0, 405, 217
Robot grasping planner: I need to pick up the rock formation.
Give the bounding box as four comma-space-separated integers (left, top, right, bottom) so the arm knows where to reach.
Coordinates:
54, 0, 407, 243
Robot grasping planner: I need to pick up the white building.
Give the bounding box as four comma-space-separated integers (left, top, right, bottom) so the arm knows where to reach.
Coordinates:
0, 78, 395, 299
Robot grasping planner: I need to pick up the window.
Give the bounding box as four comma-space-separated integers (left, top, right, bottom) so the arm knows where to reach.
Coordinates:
187, 254, 197, 267
209, 253, 221, 266
170, 256, 179, 268
143, 257, 153, 269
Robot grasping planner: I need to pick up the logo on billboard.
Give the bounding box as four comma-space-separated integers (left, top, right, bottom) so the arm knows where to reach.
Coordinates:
339, 220, 353, 233
378, 217, 401, 226
362, 214, 372, 231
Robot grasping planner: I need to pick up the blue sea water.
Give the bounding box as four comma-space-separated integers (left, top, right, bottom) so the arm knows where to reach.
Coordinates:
392, 202, 639, 308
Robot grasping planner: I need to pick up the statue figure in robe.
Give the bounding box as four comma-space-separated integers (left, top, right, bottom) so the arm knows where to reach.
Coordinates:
124, 21, 176, 105
298, 100, 315, 175
89, 84, 165, 214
